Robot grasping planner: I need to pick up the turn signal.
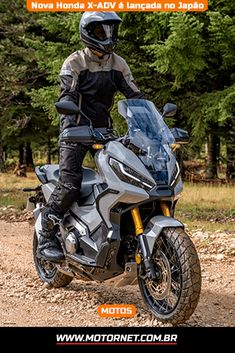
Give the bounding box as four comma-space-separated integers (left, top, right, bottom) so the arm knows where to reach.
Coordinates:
92, 144, 104, 150
171, 143, 181, 151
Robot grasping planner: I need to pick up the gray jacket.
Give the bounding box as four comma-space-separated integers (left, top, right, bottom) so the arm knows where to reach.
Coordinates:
59, 47, 145, 130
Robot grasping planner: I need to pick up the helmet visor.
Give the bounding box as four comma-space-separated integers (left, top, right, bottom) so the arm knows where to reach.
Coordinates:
89, 23, 119, 42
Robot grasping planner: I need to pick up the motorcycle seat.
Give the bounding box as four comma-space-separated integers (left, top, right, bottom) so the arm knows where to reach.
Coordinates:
36, 164, 102, 199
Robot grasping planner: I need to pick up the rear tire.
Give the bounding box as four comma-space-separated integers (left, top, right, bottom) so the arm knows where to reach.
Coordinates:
33, 231, 73, 288
138, 227, 201, 325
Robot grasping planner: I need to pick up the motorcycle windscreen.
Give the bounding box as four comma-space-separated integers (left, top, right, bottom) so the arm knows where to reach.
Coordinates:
118, 99, 177, 185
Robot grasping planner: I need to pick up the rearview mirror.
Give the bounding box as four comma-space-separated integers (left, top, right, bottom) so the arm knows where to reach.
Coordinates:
170, 127, 189, 144
162, 103, 177, 117
55, 101, 80, 115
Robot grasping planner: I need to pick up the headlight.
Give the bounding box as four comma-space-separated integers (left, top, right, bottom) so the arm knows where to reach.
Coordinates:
109, 158, 155, 191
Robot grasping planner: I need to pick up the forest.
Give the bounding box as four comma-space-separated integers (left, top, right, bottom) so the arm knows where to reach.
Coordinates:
0, 0, 234, 180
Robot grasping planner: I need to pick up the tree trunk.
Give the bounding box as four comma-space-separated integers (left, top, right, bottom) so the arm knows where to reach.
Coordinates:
24, 142, 34, 166
46, 136, 51, 164
19, 144, 24, 165
226, 123, 235, 180
0, 135, 5, 172
205, 132, 219, 179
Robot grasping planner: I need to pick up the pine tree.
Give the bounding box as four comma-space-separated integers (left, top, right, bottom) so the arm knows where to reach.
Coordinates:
140, 3, 235, 179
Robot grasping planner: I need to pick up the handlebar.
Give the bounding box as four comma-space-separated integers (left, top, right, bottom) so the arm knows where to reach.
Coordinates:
59, 126, 118, 145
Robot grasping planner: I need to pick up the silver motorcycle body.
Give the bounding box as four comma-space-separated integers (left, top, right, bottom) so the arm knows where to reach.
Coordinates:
28, 99, 201, 324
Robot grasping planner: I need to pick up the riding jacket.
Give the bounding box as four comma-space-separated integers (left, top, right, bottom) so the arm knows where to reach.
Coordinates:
59, 47, 145, 130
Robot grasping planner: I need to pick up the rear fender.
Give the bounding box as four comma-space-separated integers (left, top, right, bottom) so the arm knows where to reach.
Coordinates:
144, 216, 184, 254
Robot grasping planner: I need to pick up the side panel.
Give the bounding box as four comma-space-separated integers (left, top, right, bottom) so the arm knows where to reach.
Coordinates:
96, 141, 151, 228
41, 183, 103, 233
63, 213, 109, 267
70, 203, 102, 233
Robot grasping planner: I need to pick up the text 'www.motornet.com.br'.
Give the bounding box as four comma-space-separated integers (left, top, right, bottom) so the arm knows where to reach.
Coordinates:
56, 333, 178, 345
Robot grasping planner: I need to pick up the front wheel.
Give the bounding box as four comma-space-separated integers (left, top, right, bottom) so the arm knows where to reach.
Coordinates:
138, 227, 201, 325
33, 231, 73, 288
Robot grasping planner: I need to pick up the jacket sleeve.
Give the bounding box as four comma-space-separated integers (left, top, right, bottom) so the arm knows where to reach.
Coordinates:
58, 59, 80, 131
117, 59, 145, 99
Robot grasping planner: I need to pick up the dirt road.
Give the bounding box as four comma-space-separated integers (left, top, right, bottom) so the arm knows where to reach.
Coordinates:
0, 220, 234, 327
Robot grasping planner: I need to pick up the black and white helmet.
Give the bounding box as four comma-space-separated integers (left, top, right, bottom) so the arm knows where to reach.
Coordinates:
79, 12, 122, 54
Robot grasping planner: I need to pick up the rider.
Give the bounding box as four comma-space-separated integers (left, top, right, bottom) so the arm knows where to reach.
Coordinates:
38, 11, 145, 262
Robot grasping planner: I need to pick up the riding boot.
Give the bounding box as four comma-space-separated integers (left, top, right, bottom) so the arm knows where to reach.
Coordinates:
38, 207, 64, 262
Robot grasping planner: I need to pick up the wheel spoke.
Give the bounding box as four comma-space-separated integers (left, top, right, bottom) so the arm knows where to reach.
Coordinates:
157, 237, 172, 259
141, 232, 182, 316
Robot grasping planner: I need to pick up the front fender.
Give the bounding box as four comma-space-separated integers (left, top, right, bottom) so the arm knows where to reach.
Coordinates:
144, 216, 184, 254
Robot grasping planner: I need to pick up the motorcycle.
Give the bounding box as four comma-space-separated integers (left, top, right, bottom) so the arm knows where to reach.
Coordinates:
24, 99, 201, 325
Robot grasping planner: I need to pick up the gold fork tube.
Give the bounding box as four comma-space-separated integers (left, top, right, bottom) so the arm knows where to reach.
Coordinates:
160, 201, 171, 216
131, 207, 144, 236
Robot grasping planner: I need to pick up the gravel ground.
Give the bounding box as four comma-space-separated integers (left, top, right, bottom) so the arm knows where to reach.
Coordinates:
0, 219, 234, 327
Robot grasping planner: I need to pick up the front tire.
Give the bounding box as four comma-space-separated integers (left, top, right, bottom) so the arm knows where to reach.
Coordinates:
33, 231, 73, 288
138, 227, 201, 325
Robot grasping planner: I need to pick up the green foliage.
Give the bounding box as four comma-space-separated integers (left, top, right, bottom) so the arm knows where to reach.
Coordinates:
30, 86, 59, 124
0, 0, 57, 161
27, 12, 83, 114
0, 1, 234, 178
138, 4, 235, 162
188, 85, 235, 143
208, 11, 235, 69
111, 94, 128, 136
144, 14, 206, 88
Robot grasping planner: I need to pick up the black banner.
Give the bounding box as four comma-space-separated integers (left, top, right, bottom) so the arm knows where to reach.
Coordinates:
0, 327, 233, 351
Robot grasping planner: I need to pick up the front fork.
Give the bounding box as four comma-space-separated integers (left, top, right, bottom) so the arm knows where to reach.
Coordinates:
131, 202, 170, 280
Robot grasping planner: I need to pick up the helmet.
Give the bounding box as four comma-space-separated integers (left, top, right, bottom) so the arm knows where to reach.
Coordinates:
79, 12, 122, 54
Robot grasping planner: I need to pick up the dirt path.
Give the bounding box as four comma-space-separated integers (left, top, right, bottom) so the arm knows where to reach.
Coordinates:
0, 220, 234, 327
